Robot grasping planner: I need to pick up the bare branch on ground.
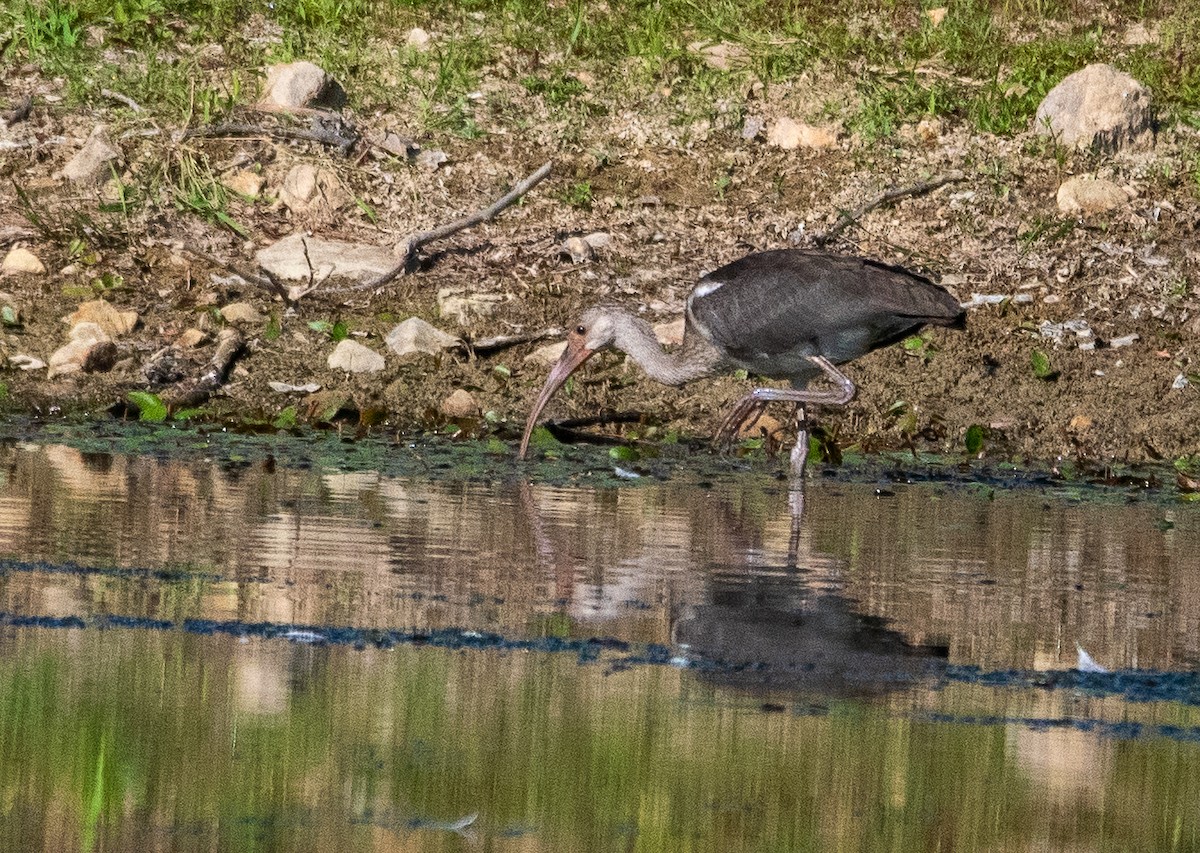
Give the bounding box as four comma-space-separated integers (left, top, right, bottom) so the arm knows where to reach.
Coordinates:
343, 160, 554, 292
161, 328, 246, 410
811, 170, 967, 247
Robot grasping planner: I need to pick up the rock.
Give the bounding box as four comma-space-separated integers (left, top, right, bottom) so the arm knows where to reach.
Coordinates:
525, 340, 567, 367
176, 328, 207, 348
2, 247, 46, 274
257, 233, 396, 282
583, 232, 612, 250
9, 354, 45, 371
61, 125, 121, 183
415, 149, 448, 171
1056, 176, 1132, 216
561, 236, 594, 263
437, 288, 508, 326
440, 388, 479, 418
220, 302, 263, 326
385, 317, 460, 357
916, 117, 942, 144
327, 339, 385, 374
69, 322, 109, 344
1034, 64, 1154, 153
278, 164, 349, 216
65, 300, 138, 337
687, 40, 749, 72
268, 381, 321, 393
406, 27, 432, 50
82, 340, 119, 373
653, 318, 685, 347
925, 7, 947, 25
741, 115, 765, 141
48, 323, 111, 377
223, 169, 265, 198
768, 117, 837, 150
259, 61, 346, 111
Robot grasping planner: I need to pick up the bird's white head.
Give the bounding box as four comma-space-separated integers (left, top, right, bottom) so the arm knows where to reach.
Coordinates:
572, 307, 621, 351
518, 307, 622, 459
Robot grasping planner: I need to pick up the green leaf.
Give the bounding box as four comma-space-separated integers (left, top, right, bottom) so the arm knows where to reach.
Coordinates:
608, 445, 638, 462
172, 407, 204, 421
308, 320, 332, 334
1, 305, 18, 326
264, 315, 282, 341
127, 391, 167, 423
965, 423, 985, 454
273, 406, 298, 430
1031, 349, 1053, 379
330, 320, 349, 341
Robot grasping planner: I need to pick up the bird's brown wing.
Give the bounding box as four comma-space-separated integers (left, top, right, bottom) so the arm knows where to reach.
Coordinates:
689, 250, 963, 367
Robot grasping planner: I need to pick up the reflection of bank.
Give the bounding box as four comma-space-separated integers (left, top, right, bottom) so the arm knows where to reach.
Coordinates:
672, 579, 948, 700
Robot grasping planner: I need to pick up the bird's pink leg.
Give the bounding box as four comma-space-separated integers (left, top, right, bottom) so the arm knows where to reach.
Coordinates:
714, 356, 857, 476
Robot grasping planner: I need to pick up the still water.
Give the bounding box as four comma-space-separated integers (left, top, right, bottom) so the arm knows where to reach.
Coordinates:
0, 434, 1197, 851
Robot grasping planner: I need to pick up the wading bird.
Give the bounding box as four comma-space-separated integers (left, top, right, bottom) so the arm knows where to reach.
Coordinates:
519, 249, 964, 479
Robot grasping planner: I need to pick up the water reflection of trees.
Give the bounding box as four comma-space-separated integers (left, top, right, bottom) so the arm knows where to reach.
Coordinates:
0, 443, 1196, 669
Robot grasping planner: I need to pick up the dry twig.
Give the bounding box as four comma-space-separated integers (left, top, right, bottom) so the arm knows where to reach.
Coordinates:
811, 170, 966, 247
183, 245, 290, 301
100, 89, 144, 113
463, 326, 563, 355
186, 161, 553, 304
346, 159, 554, 292
180, 113, 358, 154
161, 328, 246, 410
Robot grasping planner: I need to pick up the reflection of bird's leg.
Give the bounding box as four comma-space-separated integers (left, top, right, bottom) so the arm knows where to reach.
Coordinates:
786, 477, 805, 570
714, 356, 857, 467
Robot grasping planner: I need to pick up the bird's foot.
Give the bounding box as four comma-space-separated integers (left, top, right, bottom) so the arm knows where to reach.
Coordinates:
712, 398, 770, 449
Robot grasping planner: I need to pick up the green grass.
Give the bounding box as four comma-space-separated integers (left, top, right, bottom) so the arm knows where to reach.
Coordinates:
4, 0, 1200, 244
4, 0, 1196, 138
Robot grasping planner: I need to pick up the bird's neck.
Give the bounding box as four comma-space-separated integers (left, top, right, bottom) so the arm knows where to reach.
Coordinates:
612, 313, 722, 387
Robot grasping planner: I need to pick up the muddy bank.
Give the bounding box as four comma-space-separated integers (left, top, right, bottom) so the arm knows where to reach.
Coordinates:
1, 28, 1197, 469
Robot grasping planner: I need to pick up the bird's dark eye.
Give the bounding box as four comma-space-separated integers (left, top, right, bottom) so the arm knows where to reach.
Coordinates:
575, 325, 587, 335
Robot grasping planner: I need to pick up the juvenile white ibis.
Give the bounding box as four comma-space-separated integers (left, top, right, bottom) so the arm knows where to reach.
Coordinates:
519, 249, 964, 476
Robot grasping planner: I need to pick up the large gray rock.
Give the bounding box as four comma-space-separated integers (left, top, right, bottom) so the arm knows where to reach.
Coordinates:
327, 339, 385, 374
61, 125, 122, 183
256, 234, 396, 282
385, 317, 460, 357
1035, 64, 1154, 153
259, 61, 346, 111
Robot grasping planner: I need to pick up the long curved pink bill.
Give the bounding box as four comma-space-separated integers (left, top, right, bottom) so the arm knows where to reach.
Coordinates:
518, 341, 594, 459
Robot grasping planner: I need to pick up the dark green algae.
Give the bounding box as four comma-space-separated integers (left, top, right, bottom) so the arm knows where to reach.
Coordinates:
0, 415, 1190, 506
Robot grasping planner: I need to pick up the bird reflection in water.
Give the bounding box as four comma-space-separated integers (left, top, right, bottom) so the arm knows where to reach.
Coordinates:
518, 475, 948, 702
672, 580, 949, 701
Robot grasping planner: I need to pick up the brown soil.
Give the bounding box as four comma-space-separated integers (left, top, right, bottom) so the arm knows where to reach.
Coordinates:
1, 67, 1198, 466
